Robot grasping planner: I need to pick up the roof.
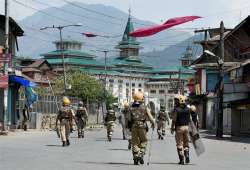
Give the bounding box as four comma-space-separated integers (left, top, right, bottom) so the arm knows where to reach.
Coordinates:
150, 73, 193, 80
53, 38, 83, 44
110, 57, 153, 69
42, 50, 95, 58
22, 67, 41, 73
27, 59, 50, 68
46, 58, 112, 67
79, 68, 129, 76
152, 66, 195, 73
0, 15, 24, 36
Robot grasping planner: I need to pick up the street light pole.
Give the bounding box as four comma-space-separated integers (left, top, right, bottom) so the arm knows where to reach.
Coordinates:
58, 27, 67, 93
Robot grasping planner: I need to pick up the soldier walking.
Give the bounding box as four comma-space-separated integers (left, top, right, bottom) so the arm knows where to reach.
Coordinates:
56, 96, 74, 147
75, 101, 88, 138
157, 105, 170, 140
22, 104, 30, 131
104, 104, 116, 141
171, 95, 193, 165
128, 92, 155, 165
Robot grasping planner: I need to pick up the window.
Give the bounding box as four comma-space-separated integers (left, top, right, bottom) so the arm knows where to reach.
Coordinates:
118, 79, 123, 83
132, 83, 135, 87
126, 83, 129, 87
150, 90, 156, 94
160, 99, 165, 106
159, 90, 165, 94
168, 90, 173, 94
138, 83, 142, 87
138, 89, 142, 92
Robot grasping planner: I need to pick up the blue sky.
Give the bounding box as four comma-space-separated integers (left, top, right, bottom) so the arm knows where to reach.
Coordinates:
1, 0, 250, 28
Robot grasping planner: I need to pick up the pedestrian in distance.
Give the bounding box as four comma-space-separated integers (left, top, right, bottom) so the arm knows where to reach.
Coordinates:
157, 105, 170, 140
56, 96, 74, 147
104, 104, 117, 142
75, 101, 88, 138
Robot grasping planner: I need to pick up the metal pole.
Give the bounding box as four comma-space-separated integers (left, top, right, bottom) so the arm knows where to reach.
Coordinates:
59, 27, 67, 94
3, 0, 9, 131
216, 21, 224, 138
104, 51, 107, 90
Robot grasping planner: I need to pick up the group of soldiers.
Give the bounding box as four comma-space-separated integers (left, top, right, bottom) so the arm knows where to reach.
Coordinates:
56, 96, 88, 147
56, 92, 198, 165
105, 91, 198, 165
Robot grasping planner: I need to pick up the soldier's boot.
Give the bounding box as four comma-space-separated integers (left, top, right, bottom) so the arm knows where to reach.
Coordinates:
128, 140, 132, 150
184, 150, 190, 164
162, 129, 166, 136
133, 157, 139, 165
62, 141, 66, 147
66, 139, 70, 146
177, 149, 184, 165
139, 155, 144, 165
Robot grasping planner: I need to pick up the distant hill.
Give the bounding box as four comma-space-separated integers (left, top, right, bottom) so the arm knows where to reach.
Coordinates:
141, 34, 203, 68
16, 1, 192, 64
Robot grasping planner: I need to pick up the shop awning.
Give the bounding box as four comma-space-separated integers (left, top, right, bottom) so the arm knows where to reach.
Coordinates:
9, 75, 37, 87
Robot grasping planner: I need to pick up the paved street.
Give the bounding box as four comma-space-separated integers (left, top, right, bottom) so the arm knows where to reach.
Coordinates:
1, 125, 250, 170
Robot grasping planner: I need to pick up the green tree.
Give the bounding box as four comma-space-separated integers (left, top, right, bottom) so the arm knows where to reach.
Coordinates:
53, 71, 116, 104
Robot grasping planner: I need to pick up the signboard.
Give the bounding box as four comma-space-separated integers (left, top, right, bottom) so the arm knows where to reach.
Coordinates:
0, 75, 8, 89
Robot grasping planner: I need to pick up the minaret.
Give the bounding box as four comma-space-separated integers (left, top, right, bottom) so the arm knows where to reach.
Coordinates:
180, 46, 195, 67
115, 9, 141, 58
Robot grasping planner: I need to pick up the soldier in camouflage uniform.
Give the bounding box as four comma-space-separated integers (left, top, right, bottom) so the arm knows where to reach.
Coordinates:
122, 101, 132, 149
128, 92, 155, 165
75, 101, 88, 138
157, 105, 170, 140
105, 104, 117, 141
56, 96, 74, 147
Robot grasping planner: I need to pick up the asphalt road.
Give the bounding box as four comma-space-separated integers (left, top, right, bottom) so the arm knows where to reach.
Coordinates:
1, 125, 250, 170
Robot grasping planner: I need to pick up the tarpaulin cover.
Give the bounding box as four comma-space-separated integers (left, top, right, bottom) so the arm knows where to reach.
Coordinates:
129, 16, 202, 37
9, 75, 37, 87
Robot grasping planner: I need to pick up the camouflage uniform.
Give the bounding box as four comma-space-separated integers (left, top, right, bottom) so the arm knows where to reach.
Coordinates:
75, 106, 88, 138
129, 102, 155, 165
56, 106, 74, 146
157, 109, 170, 139
105, 109, 116, 141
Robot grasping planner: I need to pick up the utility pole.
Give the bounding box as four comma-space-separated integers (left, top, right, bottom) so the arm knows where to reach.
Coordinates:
216, 21, 224, 138
58, 27, 67, 93
3, 0, 9, 131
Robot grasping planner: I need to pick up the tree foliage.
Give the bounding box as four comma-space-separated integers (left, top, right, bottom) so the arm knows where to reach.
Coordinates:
53, 71, 117, 104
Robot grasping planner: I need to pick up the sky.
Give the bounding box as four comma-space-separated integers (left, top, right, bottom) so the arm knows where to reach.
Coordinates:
0, 0, 250, 29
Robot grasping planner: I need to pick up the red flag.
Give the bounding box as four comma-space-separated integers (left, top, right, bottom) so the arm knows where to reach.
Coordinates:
129, 16, 202, 37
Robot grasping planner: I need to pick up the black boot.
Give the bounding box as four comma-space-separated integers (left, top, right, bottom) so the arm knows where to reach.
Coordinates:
177, 149, 184, 165
139, 156, 144, 164
133, 157, 139, 165
184, 150, 190, 164
62, 141, 66, 147
66, 139, 70, 146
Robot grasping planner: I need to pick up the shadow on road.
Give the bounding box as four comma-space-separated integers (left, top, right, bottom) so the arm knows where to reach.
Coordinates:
108, 148, 129, 151
150, 162, 196, 166
45, 144, 62, 147
76, 161, 133, 166
95, 137, 124, 141
200, 131, 250, 144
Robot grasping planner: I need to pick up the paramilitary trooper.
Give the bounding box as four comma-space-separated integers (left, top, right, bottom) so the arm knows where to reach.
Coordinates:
122, 101, 132, 149
171, 95, 193, 165
105, 104, 116, 141
157, 105, 170, 140
128, 92, 155, 165
190, 104, 199, 130
75, 101, 88, 138
56, 96, 74, 147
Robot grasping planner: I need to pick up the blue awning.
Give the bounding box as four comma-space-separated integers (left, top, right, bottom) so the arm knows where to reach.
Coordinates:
9, 75, 37, 87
